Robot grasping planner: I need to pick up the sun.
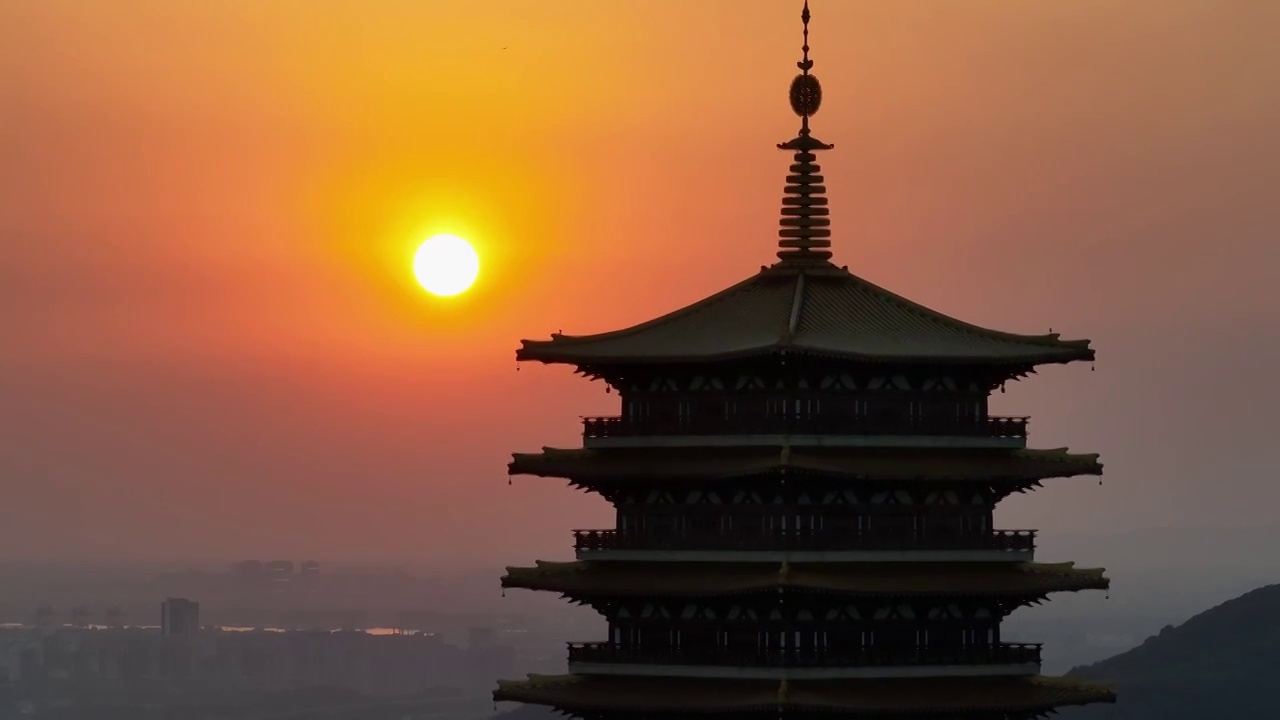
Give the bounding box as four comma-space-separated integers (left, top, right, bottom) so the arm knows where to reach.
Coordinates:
413, 234, 479, 297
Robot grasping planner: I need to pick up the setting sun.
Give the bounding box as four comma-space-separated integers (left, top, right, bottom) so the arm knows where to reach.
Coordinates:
413, 234, 480, 297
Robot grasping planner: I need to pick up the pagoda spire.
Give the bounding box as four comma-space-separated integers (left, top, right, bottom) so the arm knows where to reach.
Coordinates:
776, 0, 835, 263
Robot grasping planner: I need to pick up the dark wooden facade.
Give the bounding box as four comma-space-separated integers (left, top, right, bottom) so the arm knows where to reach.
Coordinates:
573, 527, 1037, 553
585, 596, 1022, 665
584, 364, 1024, 441
539, 362, 1071, 683
500, 352, 1109, 717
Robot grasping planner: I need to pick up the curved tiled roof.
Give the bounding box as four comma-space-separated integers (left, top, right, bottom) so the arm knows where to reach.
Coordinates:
517, 262, 1093, 366
510, 446, 1102, 483
502, 560, 1109, 599
494, 674, 1115, 714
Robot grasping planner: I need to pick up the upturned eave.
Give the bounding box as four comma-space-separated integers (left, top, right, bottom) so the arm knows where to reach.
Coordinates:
500, 560, 1109, 599
509, 446, 1103, 484
494, 674, 1116, 715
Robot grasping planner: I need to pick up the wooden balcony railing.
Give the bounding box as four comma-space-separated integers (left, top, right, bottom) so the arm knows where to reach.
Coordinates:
582, 415, 1028, 440
573, 528, 1036, 553
567, 641, 1042, 668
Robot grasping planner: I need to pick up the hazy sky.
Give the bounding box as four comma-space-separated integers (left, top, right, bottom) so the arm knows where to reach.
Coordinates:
2, 0, 1277, 567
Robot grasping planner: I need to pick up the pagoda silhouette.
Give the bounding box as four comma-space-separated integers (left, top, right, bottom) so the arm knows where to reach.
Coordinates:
495, 3, 1115, 718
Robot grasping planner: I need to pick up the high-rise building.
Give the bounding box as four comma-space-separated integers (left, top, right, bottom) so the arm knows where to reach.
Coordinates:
495, 3, 1115, 719
160, 598, 200, 637
34, 605, 55, 630
267, 560, 295, 583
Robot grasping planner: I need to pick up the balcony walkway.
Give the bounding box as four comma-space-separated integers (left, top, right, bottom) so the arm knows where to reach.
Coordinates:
573, 528, 1036, 554
581, 415, 1029, 449
566, 641, 1042, 680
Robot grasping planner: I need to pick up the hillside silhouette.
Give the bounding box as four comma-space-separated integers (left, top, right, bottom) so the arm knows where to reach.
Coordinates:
1064, 583, 1280, 719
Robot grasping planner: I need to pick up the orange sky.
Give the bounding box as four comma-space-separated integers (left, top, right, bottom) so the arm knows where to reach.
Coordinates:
2, 1, 1278, 567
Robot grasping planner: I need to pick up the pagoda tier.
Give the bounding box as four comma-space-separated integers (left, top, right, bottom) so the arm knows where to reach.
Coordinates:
550, 358, 1065, 451
513, 447, 1100, 562
502, 563, 1103, 681
495, 674, 1115, 718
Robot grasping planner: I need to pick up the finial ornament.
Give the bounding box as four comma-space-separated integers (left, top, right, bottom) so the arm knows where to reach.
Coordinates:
799, 1, 813, 72
789, 1, 822, 121
776, 0, 834, 263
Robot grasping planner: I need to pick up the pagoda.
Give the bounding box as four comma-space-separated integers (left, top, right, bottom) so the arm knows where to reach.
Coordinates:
495, 3, 1115, 718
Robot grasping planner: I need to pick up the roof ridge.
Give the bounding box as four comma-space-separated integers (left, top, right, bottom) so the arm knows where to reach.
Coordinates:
786, 272, 807, 338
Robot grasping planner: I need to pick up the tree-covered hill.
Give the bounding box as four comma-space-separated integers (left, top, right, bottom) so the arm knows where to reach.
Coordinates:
1063, 582, 1280, 719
